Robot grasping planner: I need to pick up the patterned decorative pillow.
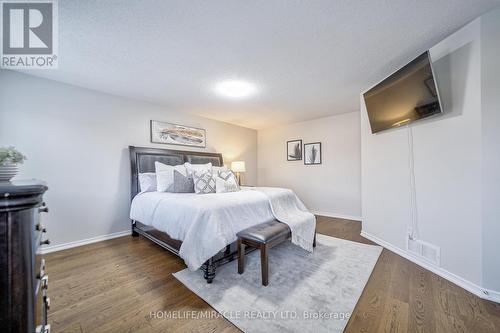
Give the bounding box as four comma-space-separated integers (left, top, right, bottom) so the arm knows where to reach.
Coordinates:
215, 175, 239, 193
193, 171, 216, 194
218, 169, 237, 182
173, 170, 194, 193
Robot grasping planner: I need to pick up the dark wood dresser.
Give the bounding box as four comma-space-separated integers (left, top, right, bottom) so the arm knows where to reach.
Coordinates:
0, 180, 51, 333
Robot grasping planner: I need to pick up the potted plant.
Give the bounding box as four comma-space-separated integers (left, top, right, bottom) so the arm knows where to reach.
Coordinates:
0, 147, 27, 182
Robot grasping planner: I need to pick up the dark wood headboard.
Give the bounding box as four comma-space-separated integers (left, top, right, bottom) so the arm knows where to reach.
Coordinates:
129, 146, 223, 200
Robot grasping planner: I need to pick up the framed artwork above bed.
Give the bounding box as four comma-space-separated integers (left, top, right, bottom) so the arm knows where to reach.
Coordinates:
150, 120, 206, 148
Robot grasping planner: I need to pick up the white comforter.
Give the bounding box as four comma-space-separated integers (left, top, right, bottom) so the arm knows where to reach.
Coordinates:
130, 187, 314, 270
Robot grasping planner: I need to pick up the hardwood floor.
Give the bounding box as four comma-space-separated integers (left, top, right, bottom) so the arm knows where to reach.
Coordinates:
46, 216, 500, 333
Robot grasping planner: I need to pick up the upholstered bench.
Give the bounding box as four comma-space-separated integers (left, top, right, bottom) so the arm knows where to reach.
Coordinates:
236, 220, 316, 286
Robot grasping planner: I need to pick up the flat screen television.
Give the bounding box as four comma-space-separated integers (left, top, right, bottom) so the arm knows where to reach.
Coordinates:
363, 51, 442, 134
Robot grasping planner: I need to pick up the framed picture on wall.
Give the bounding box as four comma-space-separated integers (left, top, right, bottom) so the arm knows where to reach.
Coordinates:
150, 120, 206, 148
304, 142, 321, 165
287, 139, 302, 161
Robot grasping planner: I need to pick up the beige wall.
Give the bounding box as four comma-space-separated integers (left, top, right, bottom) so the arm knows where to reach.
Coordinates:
0, 70, 257, 248
258, 112, 361, 219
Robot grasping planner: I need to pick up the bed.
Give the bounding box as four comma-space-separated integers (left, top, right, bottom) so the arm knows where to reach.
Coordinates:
129, 146, 316, 284
129, 146, 273, 283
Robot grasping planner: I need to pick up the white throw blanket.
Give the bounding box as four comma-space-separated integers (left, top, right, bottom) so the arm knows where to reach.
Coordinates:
252, 187, 316, 252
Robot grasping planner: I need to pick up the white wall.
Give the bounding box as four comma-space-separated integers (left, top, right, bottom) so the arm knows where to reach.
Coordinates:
258, 112, 361, 220
361, 15, 500, 301
0, 70, 257, 248
361, 19, 483, 284
481, 8, 500, 292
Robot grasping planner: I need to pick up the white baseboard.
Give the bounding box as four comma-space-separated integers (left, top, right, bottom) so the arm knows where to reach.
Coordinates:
312, 210, 362, 222
360, 230, 500, 304
39, 230, 131, 254
484, 289, 500, 304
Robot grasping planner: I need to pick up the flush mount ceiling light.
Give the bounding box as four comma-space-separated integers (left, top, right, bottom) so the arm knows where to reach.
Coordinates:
214, 80, 257, 99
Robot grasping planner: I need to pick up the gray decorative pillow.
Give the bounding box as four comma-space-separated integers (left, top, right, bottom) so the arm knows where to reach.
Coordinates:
193, 171, 216, 194
173, 170, 194, 193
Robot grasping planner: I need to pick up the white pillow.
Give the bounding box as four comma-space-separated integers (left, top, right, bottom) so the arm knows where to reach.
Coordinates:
138, 173, 157, 193
155, 161, 187, 192
184, 162, 212, 176
216, 175, 239, 193
212, 165, 228, 174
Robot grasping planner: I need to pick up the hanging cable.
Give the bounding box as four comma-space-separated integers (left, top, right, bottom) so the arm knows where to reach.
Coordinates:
407, 124, 419, 240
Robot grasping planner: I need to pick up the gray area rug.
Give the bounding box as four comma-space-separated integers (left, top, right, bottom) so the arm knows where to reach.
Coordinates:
173, 234, 382, 333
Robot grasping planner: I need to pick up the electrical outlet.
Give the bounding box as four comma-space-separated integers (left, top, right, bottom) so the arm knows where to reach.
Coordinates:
407, 237, 421, 254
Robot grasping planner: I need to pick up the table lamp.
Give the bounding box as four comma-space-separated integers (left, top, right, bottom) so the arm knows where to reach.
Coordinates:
231, 161, 246, 186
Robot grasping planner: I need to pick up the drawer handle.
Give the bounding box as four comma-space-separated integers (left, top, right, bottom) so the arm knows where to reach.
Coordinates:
36, 224, 47, 233
36, 259, 46, 279
36, 324, 51, 333
44, 296, 51, 310
40, 239, 51, 246
41, 275, 49, 289
39, 207, 49, 213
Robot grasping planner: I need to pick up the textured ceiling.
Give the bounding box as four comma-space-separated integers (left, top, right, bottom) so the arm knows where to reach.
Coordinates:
16, 0, 500, 129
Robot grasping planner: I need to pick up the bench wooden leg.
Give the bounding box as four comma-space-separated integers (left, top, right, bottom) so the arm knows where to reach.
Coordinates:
238, 239, 245, 274
313, 231, 317, 248
260, 244, 269, 286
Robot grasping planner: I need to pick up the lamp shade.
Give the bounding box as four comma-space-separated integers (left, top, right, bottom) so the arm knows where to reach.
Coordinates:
231, 161, 246, 173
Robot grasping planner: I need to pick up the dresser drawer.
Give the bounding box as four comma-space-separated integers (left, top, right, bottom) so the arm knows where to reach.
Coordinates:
35, 281, 44, 327
34, 203, 50, 332
35, 257, 46, 294
34, 204, 49, 296
35, 264, 50, 332
34, 204, 50, 253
